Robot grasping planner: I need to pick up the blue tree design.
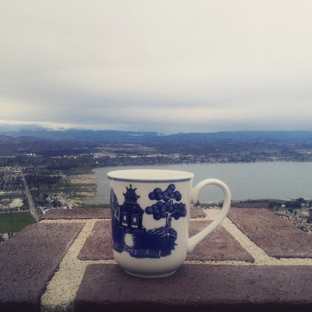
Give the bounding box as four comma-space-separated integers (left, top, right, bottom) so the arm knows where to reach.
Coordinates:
145, 184, 187, 232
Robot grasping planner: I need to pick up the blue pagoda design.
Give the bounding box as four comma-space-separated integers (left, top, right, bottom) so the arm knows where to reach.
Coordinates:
111, 183, 185, 258
118, 184, 145, 234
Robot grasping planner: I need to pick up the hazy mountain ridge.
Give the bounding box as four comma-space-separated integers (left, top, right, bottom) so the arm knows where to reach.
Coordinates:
1, 129, 312, 160
1, 129, 312, 144
1, 129, 312, 165
0, 129, 159, 142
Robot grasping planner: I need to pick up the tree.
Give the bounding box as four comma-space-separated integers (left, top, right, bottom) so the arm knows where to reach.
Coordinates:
194, 200, 200, 207
269, 201, 281, 209
145, 184, 187, 230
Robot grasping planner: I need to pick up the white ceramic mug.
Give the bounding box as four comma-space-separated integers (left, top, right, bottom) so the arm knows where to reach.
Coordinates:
108, 169, 231, 278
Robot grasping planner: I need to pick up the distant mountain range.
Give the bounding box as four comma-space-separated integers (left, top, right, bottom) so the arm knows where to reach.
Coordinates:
1, 127, 312, 144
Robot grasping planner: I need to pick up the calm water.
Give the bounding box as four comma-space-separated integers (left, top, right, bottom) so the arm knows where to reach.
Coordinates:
83, 162, 312, 204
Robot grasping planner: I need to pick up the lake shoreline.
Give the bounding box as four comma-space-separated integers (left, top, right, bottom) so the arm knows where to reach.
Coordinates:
81, 162, 312, 204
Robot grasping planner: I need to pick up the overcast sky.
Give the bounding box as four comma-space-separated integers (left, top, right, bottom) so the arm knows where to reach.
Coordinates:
1, 0, 312, 133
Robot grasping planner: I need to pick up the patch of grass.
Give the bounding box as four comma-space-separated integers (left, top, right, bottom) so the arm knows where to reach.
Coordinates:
0, 193, 24, 200
0, 212, 36, 233
79, 203, 110, 209
65, 166, 93, 175
274, 212, 286, 217
231, 200, 270, 208
302, 215, 312, 220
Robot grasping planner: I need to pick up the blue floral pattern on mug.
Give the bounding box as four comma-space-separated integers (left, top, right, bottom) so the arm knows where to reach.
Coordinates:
111, 184, 187, 258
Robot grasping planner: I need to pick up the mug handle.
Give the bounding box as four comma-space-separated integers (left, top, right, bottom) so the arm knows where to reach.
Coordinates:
187, 179, 231, 253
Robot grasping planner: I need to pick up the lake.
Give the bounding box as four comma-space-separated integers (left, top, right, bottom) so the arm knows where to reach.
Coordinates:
83, 162, 312, 204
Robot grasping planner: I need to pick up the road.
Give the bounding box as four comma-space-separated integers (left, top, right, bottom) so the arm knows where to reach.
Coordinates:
20, 169, 39, 222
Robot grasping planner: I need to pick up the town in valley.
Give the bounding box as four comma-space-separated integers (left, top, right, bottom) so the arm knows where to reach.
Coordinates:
1, 130, 312, 241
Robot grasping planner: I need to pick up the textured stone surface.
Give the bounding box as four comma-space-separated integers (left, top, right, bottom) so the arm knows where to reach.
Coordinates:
3, 207, 312, 312
77, 220, 254, 262
0, 222, 84, 312
75, 206, 206, 262
41, 206, 202, 221
228, 208, 312, 258
190, 206, 206, 218
78, 220, 113, 260
40, 207, 111, 220
187, 221, 254, 262
75, 263, 312, 312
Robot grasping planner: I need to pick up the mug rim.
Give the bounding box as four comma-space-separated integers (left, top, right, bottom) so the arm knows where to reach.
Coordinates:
107, 169, 194, 182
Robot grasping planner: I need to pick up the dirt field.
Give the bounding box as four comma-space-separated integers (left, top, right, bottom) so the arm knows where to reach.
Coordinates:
231, 200, 270, 208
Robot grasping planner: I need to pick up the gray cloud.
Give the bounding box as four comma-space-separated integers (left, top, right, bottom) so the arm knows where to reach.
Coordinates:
1, 0, 312, 133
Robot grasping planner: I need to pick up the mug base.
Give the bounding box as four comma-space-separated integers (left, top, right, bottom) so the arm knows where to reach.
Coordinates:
123, 269, 176, 279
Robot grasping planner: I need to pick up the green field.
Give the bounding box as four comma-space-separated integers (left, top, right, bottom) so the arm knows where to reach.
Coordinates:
79, 203, 110, 209
0, 212, 36, 233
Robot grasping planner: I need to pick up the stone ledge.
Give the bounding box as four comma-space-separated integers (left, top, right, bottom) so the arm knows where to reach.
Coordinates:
40, 206, 204, 221
77, 220, 254, 262
228, 208, 312, 258
40, 207, 111, 220
75, 263, 312, 312
190, 206, 206, 218
188, 220, 254, 262
78, 220, 113, 260
0, 222, 84, 312
1, 207, 312, 312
